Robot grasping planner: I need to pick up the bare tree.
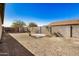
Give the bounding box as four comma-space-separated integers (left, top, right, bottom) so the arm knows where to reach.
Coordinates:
28, 22, 38, 27
11, 20, 26, 32
28, 22, 38, 36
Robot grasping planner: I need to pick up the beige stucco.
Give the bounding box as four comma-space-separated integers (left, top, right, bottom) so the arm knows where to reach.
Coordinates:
0, 16, 2, 40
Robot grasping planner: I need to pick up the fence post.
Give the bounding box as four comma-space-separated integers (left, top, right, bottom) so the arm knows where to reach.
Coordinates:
40, 26, 41, 33
49, 27, 52, 35
70, 25, 72, 37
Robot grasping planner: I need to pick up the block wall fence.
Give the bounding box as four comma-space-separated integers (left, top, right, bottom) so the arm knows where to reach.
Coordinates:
28, 25, 79, 38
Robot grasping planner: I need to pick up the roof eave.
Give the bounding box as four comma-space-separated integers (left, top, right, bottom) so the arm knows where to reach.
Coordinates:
0, 3, 5, 24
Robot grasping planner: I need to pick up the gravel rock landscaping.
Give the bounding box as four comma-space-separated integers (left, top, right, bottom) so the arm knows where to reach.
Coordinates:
10, 33, 79, 56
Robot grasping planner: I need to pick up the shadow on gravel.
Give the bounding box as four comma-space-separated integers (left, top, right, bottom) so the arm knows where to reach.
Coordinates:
0, 33, 34, 56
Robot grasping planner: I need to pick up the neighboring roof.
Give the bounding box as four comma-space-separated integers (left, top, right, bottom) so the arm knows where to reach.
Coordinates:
49, 20, 79, 26
0, 3, 5, 24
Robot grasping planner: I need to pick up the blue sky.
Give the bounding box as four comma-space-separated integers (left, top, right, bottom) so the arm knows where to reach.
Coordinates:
4, 3, 79, 27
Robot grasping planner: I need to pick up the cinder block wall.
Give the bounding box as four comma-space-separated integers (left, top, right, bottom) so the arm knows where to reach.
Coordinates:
72, 25, 79, 38
29, 27, 40, 33
29, 25, 79, 38
41, 26, 51, 35
29, 26, 51, 35
51, 26, 70, 38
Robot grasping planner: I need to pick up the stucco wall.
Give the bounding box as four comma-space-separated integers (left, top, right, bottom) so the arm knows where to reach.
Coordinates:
51, 26, 70, 38
0, 17, 2, 40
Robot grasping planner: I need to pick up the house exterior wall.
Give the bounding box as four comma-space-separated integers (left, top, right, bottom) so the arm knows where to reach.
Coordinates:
0, 3, 4, 41
51, 26, 70, 38
0, 17, 2, 40
72, 25, 79, 38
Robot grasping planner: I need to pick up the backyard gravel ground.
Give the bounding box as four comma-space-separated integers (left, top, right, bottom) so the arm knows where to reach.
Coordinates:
9, 33, 79, 56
